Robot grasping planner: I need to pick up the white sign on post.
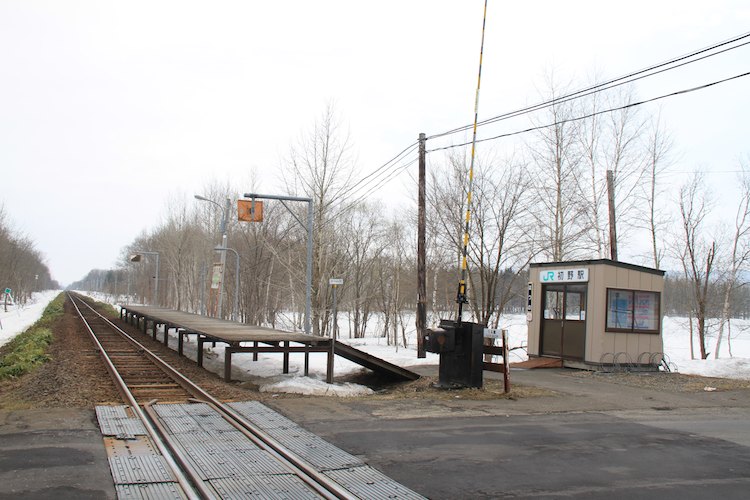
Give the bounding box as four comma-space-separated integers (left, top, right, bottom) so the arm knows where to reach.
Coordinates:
329, 278, 344, 286
483, 328, 504, 339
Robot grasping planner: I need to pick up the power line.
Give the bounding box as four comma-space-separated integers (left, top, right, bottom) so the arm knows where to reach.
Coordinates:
344, 141, 418, 195
427, 70, 750, 153
324, 154, 420, 227
428, 31, 750, 141
335, 143, 419, 205
260, 150, 419, 243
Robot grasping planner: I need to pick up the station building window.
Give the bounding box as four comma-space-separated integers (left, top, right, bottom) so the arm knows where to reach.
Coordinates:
605, 288, 660, 334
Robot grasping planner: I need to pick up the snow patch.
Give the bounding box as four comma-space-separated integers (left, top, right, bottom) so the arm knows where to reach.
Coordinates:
258, 375, 373, 397
0, 290, 61, 348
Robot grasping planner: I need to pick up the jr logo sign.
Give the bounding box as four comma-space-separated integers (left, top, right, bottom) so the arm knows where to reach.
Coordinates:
539, 269, 589, 283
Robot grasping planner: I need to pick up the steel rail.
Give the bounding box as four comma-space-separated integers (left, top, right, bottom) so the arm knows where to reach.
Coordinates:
67, 292, 210, 500
70, 293, 356, 500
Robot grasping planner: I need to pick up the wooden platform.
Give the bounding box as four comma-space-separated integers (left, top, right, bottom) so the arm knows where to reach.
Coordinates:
119, 305, 420, 384
510, 357, 563, 369
120, 305, 332, 382
120, 305, 322, 344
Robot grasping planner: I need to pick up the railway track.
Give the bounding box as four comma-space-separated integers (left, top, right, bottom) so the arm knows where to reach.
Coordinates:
68, 293, 410, 500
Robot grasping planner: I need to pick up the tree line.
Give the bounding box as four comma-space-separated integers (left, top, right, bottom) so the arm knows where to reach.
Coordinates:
70, 81, 749, 360
0, 206, 59, 304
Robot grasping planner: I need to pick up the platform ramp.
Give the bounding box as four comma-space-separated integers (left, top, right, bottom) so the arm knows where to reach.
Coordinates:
334, 341, 420, 381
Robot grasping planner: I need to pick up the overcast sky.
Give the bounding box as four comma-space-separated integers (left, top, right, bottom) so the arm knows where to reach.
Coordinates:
2, 1, 749, 286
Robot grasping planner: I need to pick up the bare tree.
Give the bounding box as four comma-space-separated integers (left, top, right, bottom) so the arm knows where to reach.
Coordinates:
466, 159, 536, 326
677, 173, 716, 360
340, 202, 385, 338
715, 163, 750, 358
527, 80, 588, 261
283, 103, 355, 336
638, 112, 674, 268
0, 207, 57, 301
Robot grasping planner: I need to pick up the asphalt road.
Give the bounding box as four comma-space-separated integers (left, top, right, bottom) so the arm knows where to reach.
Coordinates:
1, 367, 749, 499
270, 367, 750, 499
0, 409, 115, 500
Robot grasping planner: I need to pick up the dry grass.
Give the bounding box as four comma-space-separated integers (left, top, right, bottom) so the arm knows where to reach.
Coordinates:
348, 375, 557, 401
567, 370, 750, 392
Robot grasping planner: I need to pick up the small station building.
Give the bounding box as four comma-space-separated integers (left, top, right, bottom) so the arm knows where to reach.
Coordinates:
526, 259, 665, 370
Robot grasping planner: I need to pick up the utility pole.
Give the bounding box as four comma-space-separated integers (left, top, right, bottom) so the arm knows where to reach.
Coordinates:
416, 132, 427, 358
607, 169, 618, 261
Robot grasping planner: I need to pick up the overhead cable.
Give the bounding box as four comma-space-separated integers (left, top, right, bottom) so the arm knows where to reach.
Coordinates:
428, 31, 750, 141
427, 70, 750, 153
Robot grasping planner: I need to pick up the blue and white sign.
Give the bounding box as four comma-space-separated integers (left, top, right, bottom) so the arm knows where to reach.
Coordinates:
540, 268, 589, 283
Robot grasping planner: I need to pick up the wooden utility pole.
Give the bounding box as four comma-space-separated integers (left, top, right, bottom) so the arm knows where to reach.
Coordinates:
417, 133, 427, 358
607, 169, 618, 261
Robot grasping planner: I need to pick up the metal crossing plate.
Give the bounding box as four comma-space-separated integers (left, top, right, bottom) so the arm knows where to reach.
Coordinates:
155, 415, 203, 435
230, 401, 363, 469
230, 401, 300, 429
324, 465, 427, 500
96, 405, 146, 438
115, 482, 185, 500
229, 401, 426, 497
174, 430, 259, 453
225, 449, 293, 476
128, 402, 425, 499
154, 403, 236, 433
264, 426, 363, 470
209, 475, 321, 500
177, 444, 247, 481
108, 455, 175, 484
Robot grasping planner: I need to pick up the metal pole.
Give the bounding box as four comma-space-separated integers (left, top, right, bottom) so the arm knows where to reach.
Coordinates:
242, 192, 313, 335
234, 253, 239, 322
216, 198, 230, 318
215, 247, 240, 322
305, 199, 313, 335
332, 284, 338, 340
199, 262, 206, 315
154, 253, 159, 306
328, 283, 337, 382
132, 252, 160, 305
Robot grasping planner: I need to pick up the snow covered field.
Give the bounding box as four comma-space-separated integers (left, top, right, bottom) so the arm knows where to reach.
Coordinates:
6, 291, 750, 396
0, 290, 61, 348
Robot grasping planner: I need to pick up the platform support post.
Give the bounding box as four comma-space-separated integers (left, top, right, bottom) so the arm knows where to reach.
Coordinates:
283, 341, 290, 374
163, 324, 169, 346
197, 336, 204, 367
224, 346, 233, 382
178, 330, 184, 356
253, 341, 258, 361
304, 344, 309, 376
326, 341, 334, 384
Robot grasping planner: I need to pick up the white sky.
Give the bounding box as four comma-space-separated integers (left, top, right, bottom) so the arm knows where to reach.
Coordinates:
1, 1, 749, 286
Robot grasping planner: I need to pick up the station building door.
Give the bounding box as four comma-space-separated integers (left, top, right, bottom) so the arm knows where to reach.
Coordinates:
541, 283, 587, 360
